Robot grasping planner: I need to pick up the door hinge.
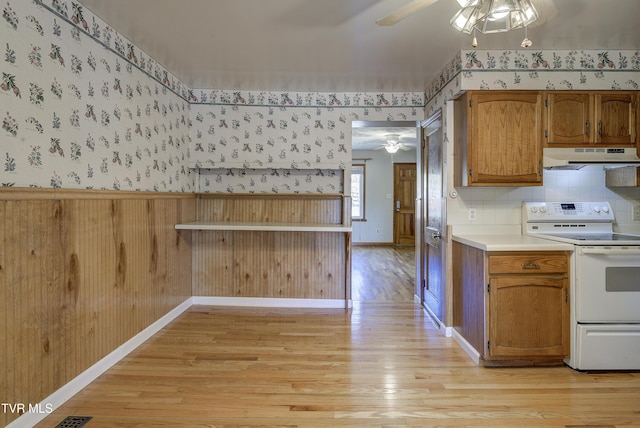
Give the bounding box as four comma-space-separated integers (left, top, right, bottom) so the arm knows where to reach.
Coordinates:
487, 283, 491, 293
469, 99, 473, 108
565, 286, 568, 304
469, 169, 473, 177
545, 98, 549, 107
487, 340, 491, 350
544, 129, 548, 138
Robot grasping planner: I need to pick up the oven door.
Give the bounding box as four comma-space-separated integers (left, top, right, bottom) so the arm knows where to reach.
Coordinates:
575, 246, 640, 323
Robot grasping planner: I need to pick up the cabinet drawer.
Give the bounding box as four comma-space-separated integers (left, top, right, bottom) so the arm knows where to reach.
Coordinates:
489, 254, 568, 274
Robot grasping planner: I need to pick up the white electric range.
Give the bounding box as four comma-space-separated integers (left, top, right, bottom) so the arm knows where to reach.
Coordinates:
522, 201, 640, 371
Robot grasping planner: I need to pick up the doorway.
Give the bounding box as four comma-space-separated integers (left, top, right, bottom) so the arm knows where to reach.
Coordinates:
419, 110, 446, 324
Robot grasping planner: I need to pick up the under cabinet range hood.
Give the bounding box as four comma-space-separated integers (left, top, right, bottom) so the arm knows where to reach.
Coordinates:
543, 147, 640, 170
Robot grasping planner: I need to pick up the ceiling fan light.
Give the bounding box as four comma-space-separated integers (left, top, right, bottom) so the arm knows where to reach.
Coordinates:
384, 134, 401, 153
450, 5, 485, 33
451, 0, 538, 34
385, 134, 400, 144
385, 144, 400, 154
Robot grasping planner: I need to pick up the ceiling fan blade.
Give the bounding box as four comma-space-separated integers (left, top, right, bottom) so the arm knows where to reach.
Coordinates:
528, 0, 559, 28
376, 0, 440, 26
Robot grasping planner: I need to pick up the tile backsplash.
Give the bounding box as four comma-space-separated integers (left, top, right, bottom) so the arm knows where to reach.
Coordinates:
448, 166, 640, 228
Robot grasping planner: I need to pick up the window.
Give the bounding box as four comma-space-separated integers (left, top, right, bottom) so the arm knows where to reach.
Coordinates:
351, 164, 365, 221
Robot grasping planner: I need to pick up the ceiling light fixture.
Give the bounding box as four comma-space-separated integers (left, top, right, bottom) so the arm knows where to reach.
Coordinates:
384, 134, 401, 154
451, 0, 538, 35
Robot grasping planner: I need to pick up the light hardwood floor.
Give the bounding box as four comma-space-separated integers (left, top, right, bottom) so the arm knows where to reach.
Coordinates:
36, 246, 640, 428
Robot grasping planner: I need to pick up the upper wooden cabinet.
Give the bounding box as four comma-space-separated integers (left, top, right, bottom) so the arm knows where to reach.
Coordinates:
455, 91, 543, 187
545, 91, 639, 146
545, 92, 593, 144
596, 92, 638, 145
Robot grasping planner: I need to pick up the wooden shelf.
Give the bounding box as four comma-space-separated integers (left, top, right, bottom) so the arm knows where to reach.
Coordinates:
175, 221, 352, 232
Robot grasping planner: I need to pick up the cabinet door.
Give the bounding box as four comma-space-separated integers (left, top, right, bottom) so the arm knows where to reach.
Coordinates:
546, 93, 593, 144
469, 92, 543, 185
595, 93, 638, 145
488, 276, 568, 359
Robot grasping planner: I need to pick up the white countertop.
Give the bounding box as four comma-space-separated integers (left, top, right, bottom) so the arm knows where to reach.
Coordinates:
452, 233, 574, 252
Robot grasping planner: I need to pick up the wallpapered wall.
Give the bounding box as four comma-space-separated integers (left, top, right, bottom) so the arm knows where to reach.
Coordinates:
1, 0, 193, 191
1, 0, 425, 195
190, 95, 422, 194
3, 0, 639, 197
423, 49, 640, 228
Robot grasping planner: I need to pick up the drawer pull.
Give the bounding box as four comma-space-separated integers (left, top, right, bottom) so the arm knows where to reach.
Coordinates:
521, 263, 540, 269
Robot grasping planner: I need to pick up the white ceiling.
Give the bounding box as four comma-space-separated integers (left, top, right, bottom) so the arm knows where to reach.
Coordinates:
352, 126, 418, 151
78, 0, 640, 94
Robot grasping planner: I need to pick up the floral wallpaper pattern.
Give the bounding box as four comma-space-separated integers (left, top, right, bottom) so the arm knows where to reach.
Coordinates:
426, 49, 640, 114
3, 0, 639, 195
1, 0, 193, 191
189, 93, 423, 193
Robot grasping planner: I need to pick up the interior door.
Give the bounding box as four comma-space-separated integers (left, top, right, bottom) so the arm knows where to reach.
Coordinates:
422, 111, 446, 322
393, 163, 416, 245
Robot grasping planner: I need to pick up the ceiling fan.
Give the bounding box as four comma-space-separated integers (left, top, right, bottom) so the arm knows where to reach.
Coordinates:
378, 134, 414, 153
376, 0, 558, 31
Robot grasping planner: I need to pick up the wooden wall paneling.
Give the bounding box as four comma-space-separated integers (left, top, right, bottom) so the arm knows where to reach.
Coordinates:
38, 200, 63, 404
192, 230, 346, 300
175, 198, 194, 303
191, 196, 348, 301
4, 201, 17, 423
0, 190, 195, 426
196, 195, 344, 224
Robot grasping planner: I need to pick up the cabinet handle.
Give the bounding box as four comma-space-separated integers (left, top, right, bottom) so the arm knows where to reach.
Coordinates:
586, 120, 590, 137
521, 263, 540, 269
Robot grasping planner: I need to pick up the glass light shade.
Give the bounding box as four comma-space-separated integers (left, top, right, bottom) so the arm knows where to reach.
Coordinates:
451, 0, 538, 34
385, 144, 400, 154
384, 134, 401, 153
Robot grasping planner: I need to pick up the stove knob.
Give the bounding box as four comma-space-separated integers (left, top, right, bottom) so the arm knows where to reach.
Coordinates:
602, 205, 610, 213
530, 207, 538, 213
539, 206, 547, 213
593, 206, 601, 213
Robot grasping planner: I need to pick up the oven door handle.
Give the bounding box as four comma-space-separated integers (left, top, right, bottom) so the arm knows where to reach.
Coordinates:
580, 247, 640, 256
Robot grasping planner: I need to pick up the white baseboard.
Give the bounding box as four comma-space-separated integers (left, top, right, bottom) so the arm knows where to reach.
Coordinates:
192, 296, 351, 309
5, 298, 193, 428
451, 328, 481, 365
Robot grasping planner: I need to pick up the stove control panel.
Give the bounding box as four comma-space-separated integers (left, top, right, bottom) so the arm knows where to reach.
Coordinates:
523, 202, 615, 223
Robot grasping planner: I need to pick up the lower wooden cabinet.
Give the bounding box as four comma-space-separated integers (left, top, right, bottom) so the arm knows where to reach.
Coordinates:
453, 242, 570, 365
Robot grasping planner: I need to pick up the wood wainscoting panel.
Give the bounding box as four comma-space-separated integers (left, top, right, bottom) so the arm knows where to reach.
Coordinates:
191, 195, 350, 301
196, 194, 346, 224
0, 189, 195, 427
192, 230, 346, 299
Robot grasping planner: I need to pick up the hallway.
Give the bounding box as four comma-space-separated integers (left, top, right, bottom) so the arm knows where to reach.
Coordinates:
352, 245, 416, 302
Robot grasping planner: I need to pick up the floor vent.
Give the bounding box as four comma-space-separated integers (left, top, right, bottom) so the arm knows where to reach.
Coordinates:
54, 416, 93, 428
